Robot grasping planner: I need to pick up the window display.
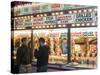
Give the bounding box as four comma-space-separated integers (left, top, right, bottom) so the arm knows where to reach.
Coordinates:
13, 30, 31, 60
33, 29, 68, 64
71, 27, 97, 68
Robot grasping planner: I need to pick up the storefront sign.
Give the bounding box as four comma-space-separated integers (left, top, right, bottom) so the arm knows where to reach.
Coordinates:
15, 19, 24, 26
32, 5, 40, 13
61, 4, 73, 10
24, 18, 33, 26
33, 17, 44, 25
61, 33, 67, 38
40, 4, 51, 12
83, 32, 94, 36
57, 14, 74, 24
44, 16, 56, 25
14, 7, 21, 16
20, 6, 32, 15
51, 4, 61, 11
75, 12, 94, 23
50, 32, 60, 37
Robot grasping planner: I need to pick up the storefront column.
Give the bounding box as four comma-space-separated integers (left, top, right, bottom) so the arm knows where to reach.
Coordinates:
31, 29, 34, 53
67, 24, 71, 63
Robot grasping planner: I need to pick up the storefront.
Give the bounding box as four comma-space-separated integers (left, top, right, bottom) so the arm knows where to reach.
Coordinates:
11, 1, 97, 69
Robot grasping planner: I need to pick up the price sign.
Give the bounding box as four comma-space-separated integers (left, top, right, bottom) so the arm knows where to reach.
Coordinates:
24, 18, 33, 26
44, 16, 56, 25
33, 17, 44, 26
40, 4, 51, 12
75, 12, 94, 23
51, 4, 61, 11
57, 14, 74, 24
32, 5, 40, 13
15, 19, 24, 26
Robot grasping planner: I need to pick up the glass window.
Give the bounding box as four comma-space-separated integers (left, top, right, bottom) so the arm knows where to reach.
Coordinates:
12, 30, 31, 60
33, 28, 68, 64
71, 27, 97, 68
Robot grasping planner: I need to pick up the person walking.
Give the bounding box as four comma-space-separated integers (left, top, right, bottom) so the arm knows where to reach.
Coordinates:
34, 37, 50, 72
16, 37, 33, 73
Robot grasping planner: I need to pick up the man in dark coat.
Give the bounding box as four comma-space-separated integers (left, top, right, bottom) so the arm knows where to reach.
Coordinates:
16, 37, 33, 73
34, 37, 50, 72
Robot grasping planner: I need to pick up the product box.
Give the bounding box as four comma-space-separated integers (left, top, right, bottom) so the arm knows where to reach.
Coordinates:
11, 1, 97, 74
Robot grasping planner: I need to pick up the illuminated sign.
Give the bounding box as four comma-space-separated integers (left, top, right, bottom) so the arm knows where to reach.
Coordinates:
44, 16, 56, 25
40, 4, 51, 12
57, 14, 74, 24
33, 17, 44, 25
75, 12, 94, 23
24, 18, 33, 26
32, 5, 40, 13
51, 4, 61, 11
20, 6, 32, 15
15, 19, 24, 26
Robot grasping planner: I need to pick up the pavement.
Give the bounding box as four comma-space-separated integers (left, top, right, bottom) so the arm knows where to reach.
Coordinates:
31, 62, 96, 73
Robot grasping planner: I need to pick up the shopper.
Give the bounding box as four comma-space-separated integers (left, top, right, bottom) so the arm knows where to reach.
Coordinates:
16, 37, 33, 73
34, 37, 50, 72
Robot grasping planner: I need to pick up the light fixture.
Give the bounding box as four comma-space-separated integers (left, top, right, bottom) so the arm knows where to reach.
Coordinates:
18, 17, 21, 19
40, 14, 43, 17
44, 14, 47, 16
24, 16, 27, 19
58, 25, 62, 27
52, 13, 55, 16
73, 10, 77, 13
14, 17, 17, 20
55, 12, 59, 15
81, 23, 85, 26
72, 24, 75, 27
76, 24, 80, 26
21, 17, 23, 19
50, 25, 53, 28
78, 10, 82, 13
36, 26, 38, 28
43, 26, 45, 28
46, 25, 49, 28
88, 9, 92, 12
31, 16, 33, 18
69, 11, 72, 14
92, 22, 95, 26
83, 9, 87, 12
60, 12, 63, 15
37, 15, 39, 17
39, 26, 41, 28
63, 25, 66, 27
28, 16, 30, 19
86, 23, 90, 26
94, 8, 97, 12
